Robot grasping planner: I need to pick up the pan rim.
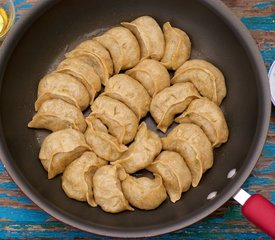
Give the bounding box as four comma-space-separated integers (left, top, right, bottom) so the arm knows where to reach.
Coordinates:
0, 0, 271, 237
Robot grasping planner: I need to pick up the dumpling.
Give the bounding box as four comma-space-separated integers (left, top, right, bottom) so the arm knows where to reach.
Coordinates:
102, 74, 151, 119
121, 16, 165, 60
39, 129, 91, 179
61, 151, 107, 207
28, 99, 87, 132
90, 95, 139, 145
150, 82, 200, 133
161, 22, 191, 70
126, 59, 170, 97
121, 174, 167, 210
35, 72, 90, 111
56, 57, 101, 104
95, 27, 140, 73
162, 123, 213, 187
85, 116, 128, 161
93, 165, 134, 213
147, 151, 192, 203
66, 39, 113, 75
112, 122, 162, 174
171, 59, 227, 105
65, 42, 111, 85
175, 98, 229, 148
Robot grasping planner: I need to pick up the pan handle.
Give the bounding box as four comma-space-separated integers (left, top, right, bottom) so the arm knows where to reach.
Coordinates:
233, 189, 275, 238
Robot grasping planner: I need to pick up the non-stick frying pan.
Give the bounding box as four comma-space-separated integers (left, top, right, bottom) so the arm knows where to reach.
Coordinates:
0, 0, 273, 238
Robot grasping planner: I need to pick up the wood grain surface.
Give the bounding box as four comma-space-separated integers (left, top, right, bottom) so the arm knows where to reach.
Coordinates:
0, 0, 274, 239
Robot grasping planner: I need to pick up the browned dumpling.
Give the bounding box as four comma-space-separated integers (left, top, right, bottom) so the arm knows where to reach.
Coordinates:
121, 174, 167, 210
150, 82, 200, 133
126, 59, 170, 97
56, 57, 101, 104
102, 74, 151, 119
85, 116, 128, 161
93, 165, 134, 213
65, 40, 112, 85
39, 129, 91, 179
61, 151, 107, 207
95, 27, 140, 73
66, 39, 113, 75
176, 98, 229, 148
35, 72, 90, 111
161, 22, 191, 70
112, 122, 162, 174
28, 99, 87, 132
147, 151, 191, 203
122, 16, 165, 60
91, 95, 139, 144
171, 59, 226, 105
162, 123, 213, 187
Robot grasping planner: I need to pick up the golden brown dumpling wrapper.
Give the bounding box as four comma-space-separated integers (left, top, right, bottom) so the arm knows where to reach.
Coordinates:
147, 151, 191, 203
65, 46, 110, 85
39, 129, 91, 179
162, 123, 213, 187
69, 39, 113, 75
122, 174, 167, 210
95, 27, 140, 73
85, 116, 128, 161
171, 59, 226, 105
161, 22, 191, 70
61, 151, 107, 207
102, 74, 151, 119
121, 16, 165, 60
176, 98, 229, 148
35, 72, 90, 111
126, 59, 170, 97
91, 96, 139, 145
93, 165, 134, 213
112, 122, 162, 174
56, 57, 101, 104
28, 99, 87, 132
150, 82, 200, 133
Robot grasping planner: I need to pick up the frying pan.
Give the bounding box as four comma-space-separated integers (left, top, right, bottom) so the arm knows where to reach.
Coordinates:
0, 0, 273, 238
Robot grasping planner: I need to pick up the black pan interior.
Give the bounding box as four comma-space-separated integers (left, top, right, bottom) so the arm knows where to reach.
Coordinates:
0, 0, 270, 237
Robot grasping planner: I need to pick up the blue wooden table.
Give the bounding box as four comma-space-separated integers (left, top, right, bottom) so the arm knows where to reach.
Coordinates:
0, 0, 274, 239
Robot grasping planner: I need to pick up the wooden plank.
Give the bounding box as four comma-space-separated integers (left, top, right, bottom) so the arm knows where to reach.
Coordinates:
0, 0, 274, 239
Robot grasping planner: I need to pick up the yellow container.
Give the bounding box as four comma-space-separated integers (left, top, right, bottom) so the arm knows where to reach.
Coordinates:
0, 0, 15, 40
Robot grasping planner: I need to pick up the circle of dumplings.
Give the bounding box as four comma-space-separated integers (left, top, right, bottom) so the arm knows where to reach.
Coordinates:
28, 16, 229, 213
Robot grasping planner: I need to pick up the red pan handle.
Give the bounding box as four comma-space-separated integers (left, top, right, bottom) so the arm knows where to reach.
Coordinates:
242, 194, 275, 238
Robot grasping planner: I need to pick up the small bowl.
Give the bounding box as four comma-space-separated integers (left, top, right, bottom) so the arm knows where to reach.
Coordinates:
0, 0, 15, 40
